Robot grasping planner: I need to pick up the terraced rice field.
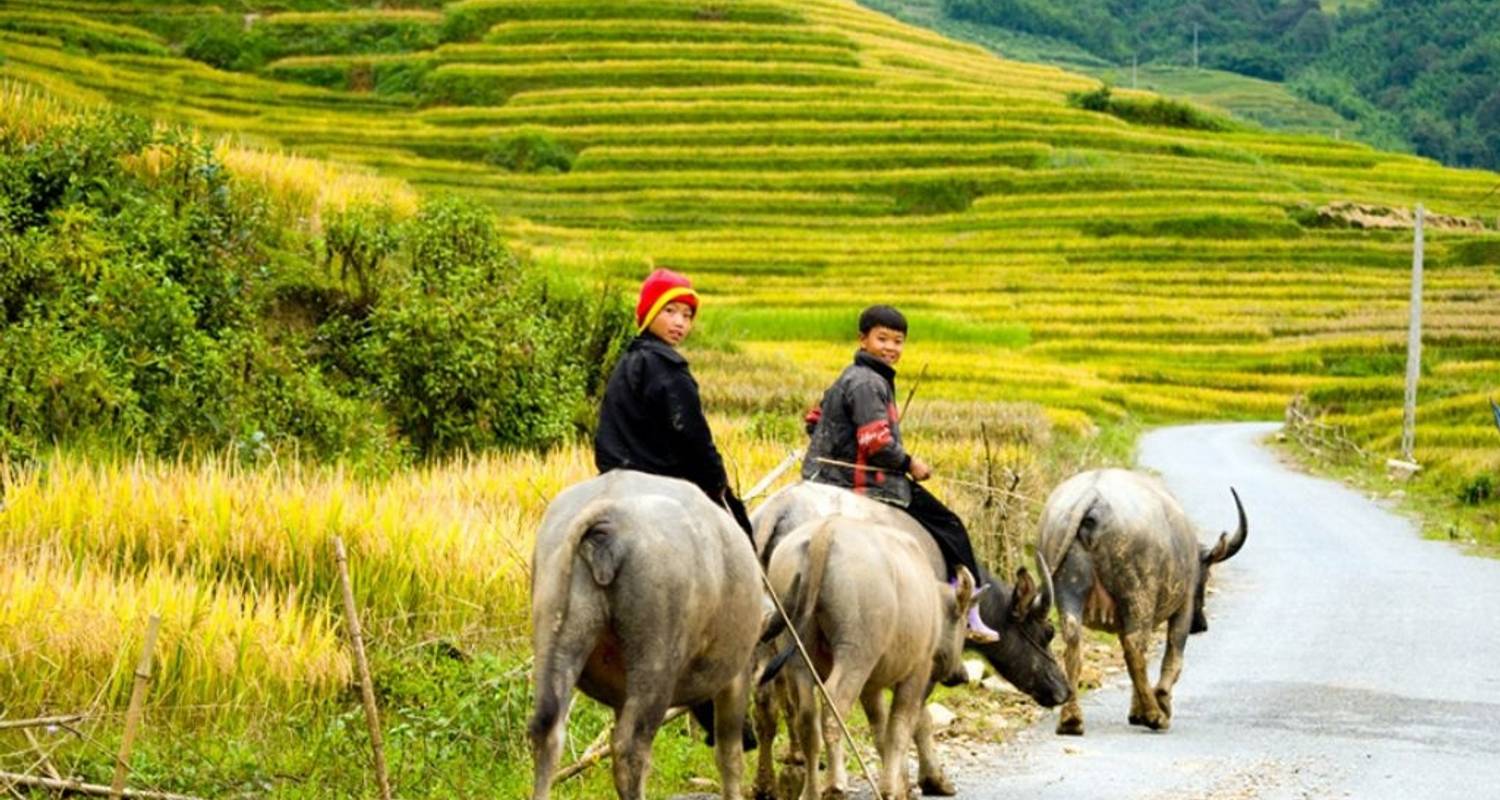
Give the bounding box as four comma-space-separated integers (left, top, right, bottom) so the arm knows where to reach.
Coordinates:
2, 0, 1496, 524
2, 0, 1498, 731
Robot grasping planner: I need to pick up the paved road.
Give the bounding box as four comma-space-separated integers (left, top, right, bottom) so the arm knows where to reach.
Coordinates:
964, 422, 1500, 800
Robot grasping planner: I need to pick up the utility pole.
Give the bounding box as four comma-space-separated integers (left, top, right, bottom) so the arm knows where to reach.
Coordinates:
1192, 22, 1200, 70
1399, 204, 1424, 465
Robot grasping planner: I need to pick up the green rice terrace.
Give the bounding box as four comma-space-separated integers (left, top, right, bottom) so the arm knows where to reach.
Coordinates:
0, 0, 1498, 794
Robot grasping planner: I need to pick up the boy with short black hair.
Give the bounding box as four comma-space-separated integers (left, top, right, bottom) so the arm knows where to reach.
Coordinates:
802, 304, 999, 642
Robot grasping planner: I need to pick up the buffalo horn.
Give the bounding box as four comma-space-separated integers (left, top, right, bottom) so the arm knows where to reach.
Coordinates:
1216, 487, 1249, 562
1033, 549, 1055, 616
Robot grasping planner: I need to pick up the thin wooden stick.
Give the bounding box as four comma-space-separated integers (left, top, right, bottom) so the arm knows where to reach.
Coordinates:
111, 613, 160, 799
332, 537, 394, 800
23, 727, 63, 782
0, 714, 85, 731
551, 707, 689, 786
0, 771, 202, 800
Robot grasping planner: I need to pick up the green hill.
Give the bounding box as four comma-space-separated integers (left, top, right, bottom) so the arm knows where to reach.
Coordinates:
897, 0, 1500, 170
2, 0, 1497, 511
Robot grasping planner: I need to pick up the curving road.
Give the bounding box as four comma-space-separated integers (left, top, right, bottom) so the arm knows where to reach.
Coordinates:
965, 422, 1500, 800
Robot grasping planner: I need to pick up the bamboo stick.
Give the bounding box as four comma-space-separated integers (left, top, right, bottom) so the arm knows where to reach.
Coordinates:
0, 771, 202, 800
332, 536, 394, 800
111, 613, 161, 799
0, 714, 85, 731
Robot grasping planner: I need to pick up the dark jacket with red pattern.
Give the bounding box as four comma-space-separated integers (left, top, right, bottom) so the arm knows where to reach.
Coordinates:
801, 350, 912, 507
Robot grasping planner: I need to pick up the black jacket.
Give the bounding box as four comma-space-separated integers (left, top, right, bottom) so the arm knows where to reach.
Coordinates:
595, 333, 729, 497
801, 351, 913, 507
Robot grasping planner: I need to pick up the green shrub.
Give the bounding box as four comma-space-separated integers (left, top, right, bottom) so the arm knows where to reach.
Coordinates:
1458, 474, 1493, 506
485, 128, 574, 174
1446, 237, 1500, 267
1067, 84, 1234, 132
0, 109, 630, 464
892, 177, 981, 215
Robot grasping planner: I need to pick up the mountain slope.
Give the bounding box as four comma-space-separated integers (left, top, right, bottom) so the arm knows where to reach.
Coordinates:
1, 0, 1497, 510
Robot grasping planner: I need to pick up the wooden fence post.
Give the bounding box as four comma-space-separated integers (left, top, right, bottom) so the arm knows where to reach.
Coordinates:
332, 537, 394, 800
1400, 203, 1424, 463
111, 613, 161, 799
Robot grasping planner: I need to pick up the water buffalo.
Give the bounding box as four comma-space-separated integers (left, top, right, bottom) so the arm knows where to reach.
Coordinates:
753, 482, 1069, 705
750, 482, 1067, 799
767, 515, 975, 800
1038, 468, 1247, 735
528, 471, 762, 800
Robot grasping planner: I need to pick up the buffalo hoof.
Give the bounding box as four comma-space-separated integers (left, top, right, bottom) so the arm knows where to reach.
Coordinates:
752, 788, 776, 800
1055, 715, 1084, 736
1155, 688, 1174, 719
1127, 712, 1145, 727
919, 773, 957, 796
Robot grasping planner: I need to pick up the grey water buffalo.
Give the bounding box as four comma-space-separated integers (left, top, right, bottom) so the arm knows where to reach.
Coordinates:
753, 482, 1069, 705
1038, 468, 1247, 735
768, 515, 975, 800
750, 482, 1067, 799
528, 470, 763, 800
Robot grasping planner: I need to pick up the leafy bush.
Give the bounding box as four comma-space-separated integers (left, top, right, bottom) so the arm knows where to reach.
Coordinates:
0, 109, 631, 464
485, 128, 574, 174
1068, 85, 1233, 131
891, 177, 981, 215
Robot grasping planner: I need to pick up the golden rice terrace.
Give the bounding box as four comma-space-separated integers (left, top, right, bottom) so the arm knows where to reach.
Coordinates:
2, 0, 1498, 500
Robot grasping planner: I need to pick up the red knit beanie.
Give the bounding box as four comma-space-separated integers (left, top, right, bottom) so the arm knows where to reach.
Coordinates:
635, 268, 699, 332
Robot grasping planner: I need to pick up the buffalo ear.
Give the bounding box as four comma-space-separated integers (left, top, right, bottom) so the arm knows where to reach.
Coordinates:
954, 567, 976, 620
1011, 566, 1037, 620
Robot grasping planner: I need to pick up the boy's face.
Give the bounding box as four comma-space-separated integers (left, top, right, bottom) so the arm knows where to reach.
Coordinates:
859, 325, 905, 366
648, 300, 695, 347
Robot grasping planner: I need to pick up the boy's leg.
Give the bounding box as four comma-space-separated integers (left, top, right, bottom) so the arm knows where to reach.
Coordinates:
722, 490, 754, 538
904, 483, 999, 642
904, 483, 982, 581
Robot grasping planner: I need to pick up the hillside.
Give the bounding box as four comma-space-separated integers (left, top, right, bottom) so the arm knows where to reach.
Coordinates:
906, 0, 1500, 170
1, 0, 1498, 510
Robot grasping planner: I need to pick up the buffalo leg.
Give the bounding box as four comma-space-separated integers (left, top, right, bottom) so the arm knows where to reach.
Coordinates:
913, 695, 956, 797
713, 675, 750, 800
529, 614, 597, 800
820, 664, 865, 797
1054, 549, 1091, 736
791, 669, 822, 800
529, 690, 575, 800
779, 676, 804, 764
880, 677, 923, 800
858, 684, 887, 746
1154, 607, 1193, 722
752, 675, 780, 800
1120, 624, 1167, 731
611, 692, 671, 800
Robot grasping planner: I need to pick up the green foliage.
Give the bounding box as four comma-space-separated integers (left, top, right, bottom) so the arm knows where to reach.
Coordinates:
1445, 238, 1500, 267
1068, 84, 1233, 131
1458, 473, 1493, 506
485, 127, 575, 174
936, 0, 1500, 169
892, 177, 981, 215
0, 111, 631, 464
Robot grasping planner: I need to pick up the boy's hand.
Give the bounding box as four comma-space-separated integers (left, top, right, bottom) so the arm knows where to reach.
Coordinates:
908, 456, 932, 482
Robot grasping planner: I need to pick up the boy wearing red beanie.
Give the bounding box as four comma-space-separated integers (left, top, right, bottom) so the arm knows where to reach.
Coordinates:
594, 268, 753, 535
